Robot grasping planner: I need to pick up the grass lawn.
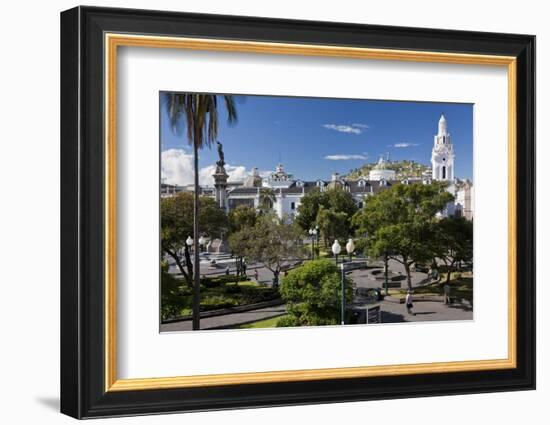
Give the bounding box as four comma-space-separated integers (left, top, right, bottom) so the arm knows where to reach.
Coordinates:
237, 314, 289, 329
163, 274, 280, 319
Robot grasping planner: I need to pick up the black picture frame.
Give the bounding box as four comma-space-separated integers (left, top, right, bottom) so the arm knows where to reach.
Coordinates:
61, 5, 535, 419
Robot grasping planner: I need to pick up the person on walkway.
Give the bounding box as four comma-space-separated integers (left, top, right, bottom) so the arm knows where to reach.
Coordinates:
443, 282, 451, 304
242, 262, 247, 276
273, 269, 280, 287
406, 290, 415, 316
254, 269, 259, 282
225, 266, 230, 276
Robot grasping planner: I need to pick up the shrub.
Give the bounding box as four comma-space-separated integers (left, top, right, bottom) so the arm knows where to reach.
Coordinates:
276, 315, 299, 327
160, 269, 186, 321
202, 274, 250, 288
279, 259, 353, 326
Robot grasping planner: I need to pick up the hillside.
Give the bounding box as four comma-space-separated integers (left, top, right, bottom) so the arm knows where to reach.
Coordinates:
345, 159, 431, 180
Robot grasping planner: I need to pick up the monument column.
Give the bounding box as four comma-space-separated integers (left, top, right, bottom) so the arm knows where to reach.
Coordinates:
213, 141, 229, 212
213, 166, 228, 211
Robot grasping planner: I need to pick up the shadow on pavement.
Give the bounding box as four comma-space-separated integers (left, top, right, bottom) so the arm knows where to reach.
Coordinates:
448, 304, 473, 312
381, 311, 406, 323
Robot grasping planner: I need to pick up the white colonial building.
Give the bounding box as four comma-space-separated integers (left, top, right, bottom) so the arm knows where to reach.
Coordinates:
162, 114, 474, 221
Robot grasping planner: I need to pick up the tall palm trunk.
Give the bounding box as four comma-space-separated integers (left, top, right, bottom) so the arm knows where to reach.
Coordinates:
192, 134, 201, 330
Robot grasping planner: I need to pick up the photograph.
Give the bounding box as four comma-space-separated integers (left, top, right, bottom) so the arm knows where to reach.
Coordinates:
159, 93, 474, 331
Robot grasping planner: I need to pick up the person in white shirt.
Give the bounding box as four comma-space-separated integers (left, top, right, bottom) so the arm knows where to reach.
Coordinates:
406, 290, 414, 315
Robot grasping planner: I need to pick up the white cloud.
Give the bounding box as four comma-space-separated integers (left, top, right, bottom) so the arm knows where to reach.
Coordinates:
161, 148, 266, 186
390, 142, 419, 148
324, 154, 369, 161
322, 124, 362, 135
198, 164, 248, 186
161, 149, 195, 186
322, 123, 370, 134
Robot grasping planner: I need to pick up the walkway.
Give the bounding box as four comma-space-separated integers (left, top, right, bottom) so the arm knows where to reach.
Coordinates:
160, 304, 287, 332
377, 299, 473, 323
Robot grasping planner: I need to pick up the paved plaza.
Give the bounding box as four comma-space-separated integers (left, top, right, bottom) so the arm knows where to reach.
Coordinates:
162, 253, 472, 332
161, 304, 287, 332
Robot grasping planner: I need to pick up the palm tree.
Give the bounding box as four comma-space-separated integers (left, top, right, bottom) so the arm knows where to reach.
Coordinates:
164, 93, 237, 330
258, 188, 276, 213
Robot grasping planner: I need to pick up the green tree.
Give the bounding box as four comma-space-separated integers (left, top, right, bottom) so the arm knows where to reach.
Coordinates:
316, 206, 349, 247
278, 259, 353, 326
295, 188, 357, 240
295, 187, 324, 231
248, 214, 304, 273
227, 227, 251, 277
324, 187, 358, 218
258, 188, 276, 214
161, 192, 227, 288
164, 93, 238, 329
353, 182, 454, 290
433, 216, 473, 282
160, 261, 186, 321
228, 205, 257, 233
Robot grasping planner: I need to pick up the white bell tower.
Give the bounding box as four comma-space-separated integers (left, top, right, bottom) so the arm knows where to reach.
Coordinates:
431, 114, 455, 181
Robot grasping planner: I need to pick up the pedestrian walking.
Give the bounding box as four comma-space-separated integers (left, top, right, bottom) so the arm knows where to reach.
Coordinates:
273, 269, 280, 287
406, 290, 415, 315
242, 262, 247, 276
443, 282, 451, 304
225, 266, 230, 276
254, 269, 259, 282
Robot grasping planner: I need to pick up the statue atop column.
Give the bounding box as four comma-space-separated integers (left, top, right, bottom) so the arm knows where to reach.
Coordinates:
216, 141, 225, 167
213, 141, 229, 211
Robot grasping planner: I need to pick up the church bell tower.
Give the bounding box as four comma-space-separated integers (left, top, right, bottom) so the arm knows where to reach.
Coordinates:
431, 114, 455, 181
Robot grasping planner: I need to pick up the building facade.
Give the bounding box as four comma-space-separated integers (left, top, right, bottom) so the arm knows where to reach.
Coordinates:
162, 114, 474, 221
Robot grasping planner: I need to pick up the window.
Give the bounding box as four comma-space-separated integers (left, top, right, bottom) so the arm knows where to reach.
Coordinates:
290, 202, 295, 210
442, 166, 446, 179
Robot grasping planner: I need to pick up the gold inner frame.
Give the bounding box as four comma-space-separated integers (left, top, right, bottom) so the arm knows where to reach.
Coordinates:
104, 33, 517, 392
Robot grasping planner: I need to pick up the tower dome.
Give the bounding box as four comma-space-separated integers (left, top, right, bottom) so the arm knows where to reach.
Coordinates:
438, 114, 447, 136
369, 155, 396, 181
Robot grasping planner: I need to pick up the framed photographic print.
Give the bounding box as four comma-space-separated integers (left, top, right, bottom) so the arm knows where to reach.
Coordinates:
60, 6, 536, 419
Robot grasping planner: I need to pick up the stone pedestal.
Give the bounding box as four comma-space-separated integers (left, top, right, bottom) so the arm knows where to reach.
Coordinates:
213, 162, 228, 211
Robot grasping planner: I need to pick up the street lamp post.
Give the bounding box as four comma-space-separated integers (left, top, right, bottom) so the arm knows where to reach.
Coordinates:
384, 252, 390, 296
186, 235, 193, 249
309, 228, 318, 259
340, 263, 346, 325
332, 239, 341, 266
346, 238, 355, 264
198, 235, 206, 253
332, 240, 345, 325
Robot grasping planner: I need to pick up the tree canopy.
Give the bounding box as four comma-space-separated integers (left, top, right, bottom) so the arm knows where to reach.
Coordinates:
161, 192, 227, 286
295, 188, 358, 244
278, 259, 353, 326
353, 182, 454, 290
228, 213, 304, 273
228, 204, 257, 234
433, 216, 473, 282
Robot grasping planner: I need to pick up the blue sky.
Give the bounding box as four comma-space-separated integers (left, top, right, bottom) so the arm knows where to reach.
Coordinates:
160, 94, 473, 184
